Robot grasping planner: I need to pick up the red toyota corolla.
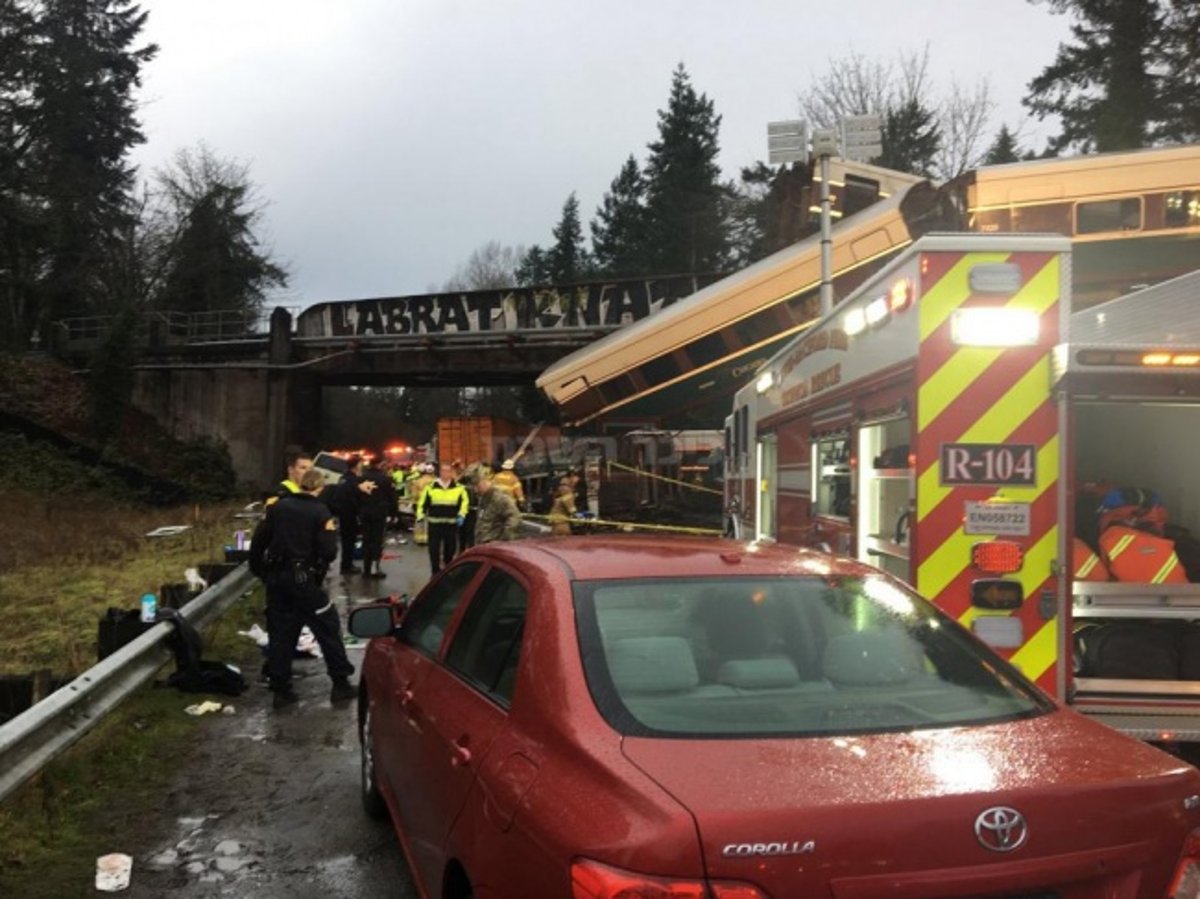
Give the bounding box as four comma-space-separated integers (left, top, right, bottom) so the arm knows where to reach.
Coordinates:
349, 536, 1200, 899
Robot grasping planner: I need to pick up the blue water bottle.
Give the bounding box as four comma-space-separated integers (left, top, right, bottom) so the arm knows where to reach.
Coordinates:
140, 592, 157, 623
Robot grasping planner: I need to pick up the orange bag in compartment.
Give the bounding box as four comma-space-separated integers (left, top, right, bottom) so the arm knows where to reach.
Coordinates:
1100, 525, 1188, 584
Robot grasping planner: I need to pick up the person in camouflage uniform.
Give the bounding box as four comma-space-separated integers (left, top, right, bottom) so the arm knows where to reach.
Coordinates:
474, 475, 522, 544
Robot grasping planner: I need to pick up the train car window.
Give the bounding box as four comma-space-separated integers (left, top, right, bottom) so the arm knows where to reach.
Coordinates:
640, 355, 681, 386
1011, 203, 1073, 234
972, 208, 1011, 233
1164, 191, 1200, 229
843, 175, 881, 216
1076, 197, 1142, 234
732, 310, 777, 346
687, 332, 728, 368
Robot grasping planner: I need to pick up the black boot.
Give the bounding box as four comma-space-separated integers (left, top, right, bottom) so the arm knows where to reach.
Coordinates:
330, 677, 356, 703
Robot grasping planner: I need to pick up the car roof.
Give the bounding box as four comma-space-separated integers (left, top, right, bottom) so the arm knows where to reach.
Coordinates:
473, 535, 879, 582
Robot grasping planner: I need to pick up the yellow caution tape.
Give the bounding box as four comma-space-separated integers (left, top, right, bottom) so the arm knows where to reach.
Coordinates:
604, 460, 723, 495
522, 513, 722, 536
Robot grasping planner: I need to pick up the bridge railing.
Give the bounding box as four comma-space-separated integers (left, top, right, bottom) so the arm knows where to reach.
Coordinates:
54, 309, 272, 354
0, 564, 254, 805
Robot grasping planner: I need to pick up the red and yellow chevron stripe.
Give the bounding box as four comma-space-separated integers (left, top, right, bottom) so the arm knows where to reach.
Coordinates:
914, 250, 1062, 692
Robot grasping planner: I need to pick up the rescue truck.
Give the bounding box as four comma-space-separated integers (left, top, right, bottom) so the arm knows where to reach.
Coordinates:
727, 232, 1200, 741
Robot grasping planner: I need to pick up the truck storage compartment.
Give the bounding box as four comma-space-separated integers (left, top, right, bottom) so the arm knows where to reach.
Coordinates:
1072, 400, 1200, 709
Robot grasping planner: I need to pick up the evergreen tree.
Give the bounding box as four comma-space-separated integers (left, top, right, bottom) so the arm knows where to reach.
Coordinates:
727, 162, 817, 267
1024, 0, 1163, 152
984, 125, 1023, 164
0, 1, 41, 348
1158, 0, 1200, 143
155, 146, 287, 317
546, 192, 591, 284
591, 155, 648, 277
30, 0, 158, 327
873, 99, 941, 177
643, 64, 729, 274
515, 245, 551, 286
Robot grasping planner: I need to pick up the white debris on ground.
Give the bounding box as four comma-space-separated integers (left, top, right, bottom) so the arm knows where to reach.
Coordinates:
95, 852, 133, 892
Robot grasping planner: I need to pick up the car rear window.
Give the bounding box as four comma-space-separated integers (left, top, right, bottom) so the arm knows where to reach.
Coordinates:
574, 575, 1050, 738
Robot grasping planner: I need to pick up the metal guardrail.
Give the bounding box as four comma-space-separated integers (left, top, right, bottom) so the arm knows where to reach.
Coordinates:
0, 564, 255, 805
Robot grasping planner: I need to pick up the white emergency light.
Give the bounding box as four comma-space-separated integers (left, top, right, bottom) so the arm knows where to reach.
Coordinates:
865, 296, 889, 326
756, 370, 776, 394
844, 307, 867, 337
951, 308, 1040, 347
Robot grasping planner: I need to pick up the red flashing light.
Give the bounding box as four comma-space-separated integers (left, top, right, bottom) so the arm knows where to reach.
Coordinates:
972, 541, 1024, 574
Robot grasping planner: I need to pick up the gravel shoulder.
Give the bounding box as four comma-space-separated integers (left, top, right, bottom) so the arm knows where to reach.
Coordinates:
119, 538, 430, 899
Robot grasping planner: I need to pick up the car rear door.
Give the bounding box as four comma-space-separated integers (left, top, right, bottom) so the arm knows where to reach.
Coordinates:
377, 562, 483, 803
394, 564, 530, 895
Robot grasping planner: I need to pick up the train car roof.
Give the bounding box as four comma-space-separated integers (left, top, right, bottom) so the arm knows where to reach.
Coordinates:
1070, 267, 1200, 348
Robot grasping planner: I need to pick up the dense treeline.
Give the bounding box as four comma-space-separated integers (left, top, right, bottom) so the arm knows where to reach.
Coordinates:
0, 1, 284, 355
452, 1, 1197, 297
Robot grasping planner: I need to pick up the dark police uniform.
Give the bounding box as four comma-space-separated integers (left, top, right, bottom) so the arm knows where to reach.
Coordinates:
249, 491, 354, 699
358, 463, 397, 578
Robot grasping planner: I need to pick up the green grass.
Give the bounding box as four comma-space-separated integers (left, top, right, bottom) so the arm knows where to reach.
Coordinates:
0, 584, 265, 898
0, 493, 248, 675
0, 485, 270, 896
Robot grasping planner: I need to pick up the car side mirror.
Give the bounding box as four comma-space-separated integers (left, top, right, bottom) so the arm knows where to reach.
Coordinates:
349, 604, 398, 638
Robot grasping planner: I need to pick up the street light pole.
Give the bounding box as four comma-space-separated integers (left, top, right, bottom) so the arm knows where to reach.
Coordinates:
811, 128, 839, 318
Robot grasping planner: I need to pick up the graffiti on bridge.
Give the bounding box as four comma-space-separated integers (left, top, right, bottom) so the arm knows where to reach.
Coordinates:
295, 274, 725, 338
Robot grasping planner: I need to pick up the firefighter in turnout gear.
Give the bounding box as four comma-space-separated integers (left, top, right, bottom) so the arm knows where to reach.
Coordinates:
417, 462, 470, 575
249, 468, 356, 709
493, 458, 526, 509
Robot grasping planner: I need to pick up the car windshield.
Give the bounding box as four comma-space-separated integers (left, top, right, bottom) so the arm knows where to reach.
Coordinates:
575, 574, 1050, 738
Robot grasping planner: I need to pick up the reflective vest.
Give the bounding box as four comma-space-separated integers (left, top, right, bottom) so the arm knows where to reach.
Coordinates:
1073, 538, 1110, 582
1099, 525, 1188, 584
417, 480, 470, 524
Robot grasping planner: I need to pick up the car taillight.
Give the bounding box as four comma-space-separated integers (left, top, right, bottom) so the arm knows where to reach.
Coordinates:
1169, 830, 1200, 898
571, 858, 768, 899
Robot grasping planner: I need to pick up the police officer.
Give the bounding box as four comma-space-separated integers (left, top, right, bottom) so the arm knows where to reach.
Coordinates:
249, 468, 357, 709
359, 453, 397, 579
416, 461, 470, 575
266, 446, 313, 507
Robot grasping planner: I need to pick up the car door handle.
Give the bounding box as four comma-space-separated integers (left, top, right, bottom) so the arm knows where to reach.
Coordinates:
398, 688, 419, 719
451, 736, 472, 768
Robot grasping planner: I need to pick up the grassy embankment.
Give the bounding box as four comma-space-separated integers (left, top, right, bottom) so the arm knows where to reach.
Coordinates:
0, 355, 267, 896
0, 489, 266, 897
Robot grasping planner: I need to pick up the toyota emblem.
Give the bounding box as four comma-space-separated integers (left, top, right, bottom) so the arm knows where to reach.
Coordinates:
974, 806, 1028, 852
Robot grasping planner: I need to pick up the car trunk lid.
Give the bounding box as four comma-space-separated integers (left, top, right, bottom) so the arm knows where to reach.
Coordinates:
620, 711, 1200, 898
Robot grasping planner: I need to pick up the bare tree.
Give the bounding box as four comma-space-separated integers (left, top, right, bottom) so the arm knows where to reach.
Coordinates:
799, 47, 934, 128
443, 240, 526, 291
936, 78, 997, 179
797, 46, 997, 181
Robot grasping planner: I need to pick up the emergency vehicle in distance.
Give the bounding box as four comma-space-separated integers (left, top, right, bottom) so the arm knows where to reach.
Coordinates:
727, 232, 1200, 742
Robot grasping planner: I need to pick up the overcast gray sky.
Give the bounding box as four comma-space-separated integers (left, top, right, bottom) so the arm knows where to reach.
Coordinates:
130, 1, 1073, 308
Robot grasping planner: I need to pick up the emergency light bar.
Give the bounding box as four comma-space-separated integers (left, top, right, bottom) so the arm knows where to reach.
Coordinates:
842, 277, 914, 338
951, 308, 1039, 347
1074, 348, 1200, 368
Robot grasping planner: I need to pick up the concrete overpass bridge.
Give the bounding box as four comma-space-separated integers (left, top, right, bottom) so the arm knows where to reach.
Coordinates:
54, 274, 719, 488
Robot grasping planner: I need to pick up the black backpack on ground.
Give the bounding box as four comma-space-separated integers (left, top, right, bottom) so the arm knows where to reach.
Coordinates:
157, 608, 247, 697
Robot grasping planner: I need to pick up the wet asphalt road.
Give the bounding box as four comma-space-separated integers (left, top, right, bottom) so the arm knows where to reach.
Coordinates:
121, 536, 431, 899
